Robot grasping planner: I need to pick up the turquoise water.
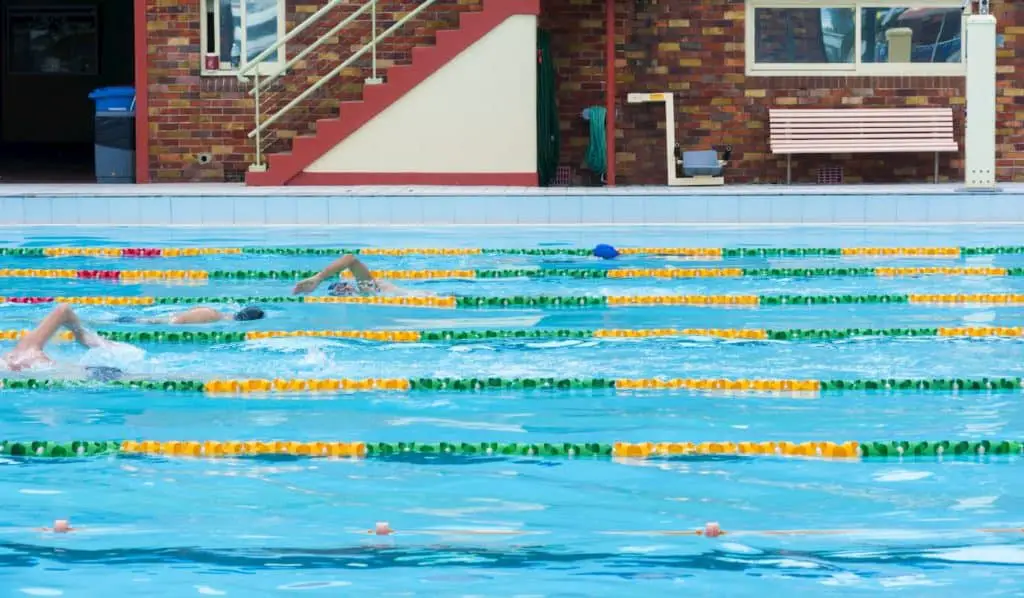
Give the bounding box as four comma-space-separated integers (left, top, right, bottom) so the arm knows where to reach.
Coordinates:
2, 225, 1024, 596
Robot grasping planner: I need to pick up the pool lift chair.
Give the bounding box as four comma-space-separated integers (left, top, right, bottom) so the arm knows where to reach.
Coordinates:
627, 92, 731, 186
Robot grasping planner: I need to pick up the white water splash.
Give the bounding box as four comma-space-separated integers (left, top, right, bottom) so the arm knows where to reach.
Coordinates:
872, 470, 933, 482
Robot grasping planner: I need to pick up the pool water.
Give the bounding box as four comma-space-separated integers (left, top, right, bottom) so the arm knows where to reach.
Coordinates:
2, 225, 1024, 597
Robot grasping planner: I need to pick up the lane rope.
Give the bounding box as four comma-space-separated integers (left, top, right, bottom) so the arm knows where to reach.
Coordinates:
4, 326, 1024, 345
2, 376, 1023, 393
6, 246, 1024, 258
1, 439, 1020, 459
0, 266, 1019, 281
4, 294, 1024, 308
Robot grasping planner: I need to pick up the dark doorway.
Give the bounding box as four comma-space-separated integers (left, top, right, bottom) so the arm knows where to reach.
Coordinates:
0, 0, 133, 182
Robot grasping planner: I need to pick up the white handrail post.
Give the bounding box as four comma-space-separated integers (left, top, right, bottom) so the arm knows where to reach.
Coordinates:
365, 0, 382, 84
250, 70, 267, 172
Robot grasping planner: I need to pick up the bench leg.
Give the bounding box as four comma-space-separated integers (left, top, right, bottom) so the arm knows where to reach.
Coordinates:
934, 152, 939, 184
786, 155, 792, 185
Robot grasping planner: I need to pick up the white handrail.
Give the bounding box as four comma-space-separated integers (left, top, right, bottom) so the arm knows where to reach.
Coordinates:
248, 0, 375, 95
236, 0, 348, 79
248, 0, 440, 139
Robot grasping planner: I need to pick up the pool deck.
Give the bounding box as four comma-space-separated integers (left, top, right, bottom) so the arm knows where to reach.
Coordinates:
0, 183, 1022, 226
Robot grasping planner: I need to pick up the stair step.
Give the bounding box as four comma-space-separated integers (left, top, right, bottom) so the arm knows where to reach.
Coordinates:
267, 152, 295, 169
361, 83, 391, 104
315, 117, 345, 133
433, 29, 464, 52
384, 65, 415, 87
410, 45, 437, 66
337, 101, 366, 119
459, 9, 487, 30
291, 135, 319, 156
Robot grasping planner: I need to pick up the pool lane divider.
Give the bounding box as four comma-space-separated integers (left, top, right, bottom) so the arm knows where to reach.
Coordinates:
5, 293, 1024, 308
3, 376, 1024, 394
0, 266, 1021, 281
4, 326, 1024, 345
1, 439, 1021, 460
7, 246, 1024, 258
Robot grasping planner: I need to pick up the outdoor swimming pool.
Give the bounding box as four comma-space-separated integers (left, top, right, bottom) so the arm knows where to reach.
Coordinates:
2, 224, 1024, 596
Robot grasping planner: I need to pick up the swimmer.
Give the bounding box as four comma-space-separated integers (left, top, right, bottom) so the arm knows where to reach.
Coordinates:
292, 254, 425, 297
113, 305, 265, 325
1, 304, 133, 379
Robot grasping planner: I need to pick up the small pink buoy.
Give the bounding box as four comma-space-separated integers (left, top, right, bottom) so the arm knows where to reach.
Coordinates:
703, 521, 722, 538
50, 519, 72, 533
374, 521, 394, 536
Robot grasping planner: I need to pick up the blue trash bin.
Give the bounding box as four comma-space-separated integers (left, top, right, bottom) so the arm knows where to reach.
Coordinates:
88, 87, 136, 183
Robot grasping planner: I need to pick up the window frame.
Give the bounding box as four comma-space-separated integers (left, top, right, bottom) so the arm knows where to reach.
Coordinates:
199, 0, 287, 76
744, 0, 969, 77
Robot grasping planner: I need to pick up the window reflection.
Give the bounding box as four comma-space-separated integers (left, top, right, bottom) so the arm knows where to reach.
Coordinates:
244, 0, 279, 62
754, 8, 855, 64
861, 7, 963, 63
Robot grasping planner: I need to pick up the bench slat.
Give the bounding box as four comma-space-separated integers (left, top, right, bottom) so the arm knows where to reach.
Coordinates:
772, 143, 959, 154
769, 108, 952, 115
772, 118, 951, 125
772, 122, 952, 129
772, 133, 955, 141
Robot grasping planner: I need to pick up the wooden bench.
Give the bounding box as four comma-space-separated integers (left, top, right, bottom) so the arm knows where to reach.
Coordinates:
769, 108, 958, 184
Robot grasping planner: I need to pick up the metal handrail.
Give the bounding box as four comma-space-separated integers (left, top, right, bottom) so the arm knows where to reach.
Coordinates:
248, 1, 375, 95
236, 0, 347, 80
247, 0, 440, 139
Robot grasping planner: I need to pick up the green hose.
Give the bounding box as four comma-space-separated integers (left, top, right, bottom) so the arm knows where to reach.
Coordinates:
585, 106, 607, 176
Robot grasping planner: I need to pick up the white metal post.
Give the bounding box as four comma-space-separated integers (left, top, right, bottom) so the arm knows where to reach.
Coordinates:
250, 71, 267, 172
964, 11, 997, 189
365, 0, 383, 84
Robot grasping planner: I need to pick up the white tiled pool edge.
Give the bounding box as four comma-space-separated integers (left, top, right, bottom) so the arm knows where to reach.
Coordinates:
0, 185, 1022, 226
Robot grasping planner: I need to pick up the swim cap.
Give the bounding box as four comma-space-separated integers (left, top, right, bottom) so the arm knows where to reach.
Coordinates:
328, 282, 357, 296
593, 244, 620, 260
234, 306, 265, 321
86, 366, 124, 382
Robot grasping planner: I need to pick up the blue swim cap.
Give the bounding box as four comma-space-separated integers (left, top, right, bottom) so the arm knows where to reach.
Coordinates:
593, 244, 620, 260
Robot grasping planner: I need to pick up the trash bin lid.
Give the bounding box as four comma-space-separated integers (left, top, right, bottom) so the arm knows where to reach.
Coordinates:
89, 86, 135, 99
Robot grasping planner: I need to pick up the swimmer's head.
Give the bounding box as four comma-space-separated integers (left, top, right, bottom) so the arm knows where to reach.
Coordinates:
593, 244, 620, 260
328, 282, 357, 296
234, 306, 265, 321
86, 366, 124, 382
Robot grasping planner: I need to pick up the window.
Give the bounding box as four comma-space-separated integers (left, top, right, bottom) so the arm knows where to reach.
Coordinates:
6, 6, 99, 76
201, 0, 286, 74
745, 1, 967, 76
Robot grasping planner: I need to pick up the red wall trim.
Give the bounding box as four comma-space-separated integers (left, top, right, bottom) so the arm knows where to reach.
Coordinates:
133, 0, 149, 183
604, 0, 615, 186
290, 172, 538, 186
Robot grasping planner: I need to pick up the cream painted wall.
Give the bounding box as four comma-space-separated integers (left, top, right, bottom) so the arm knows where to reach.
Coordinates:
305, 15, 537, 174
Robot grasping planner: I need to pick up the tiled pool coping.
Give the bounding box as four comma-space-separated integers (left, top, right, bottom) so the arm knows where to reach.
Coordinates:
0, 184, 1021, 226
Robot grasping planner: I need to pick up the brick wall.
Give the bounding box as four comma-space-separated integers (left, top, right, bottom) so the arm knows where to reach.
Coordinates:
540, 0, 1024, 185
145, 0, 481, 181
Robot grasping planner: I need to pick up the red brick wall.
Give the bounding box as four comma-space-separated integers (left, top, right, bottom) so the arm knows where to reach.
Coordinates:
540, 0, 1024, 185
145, 0, 481, 181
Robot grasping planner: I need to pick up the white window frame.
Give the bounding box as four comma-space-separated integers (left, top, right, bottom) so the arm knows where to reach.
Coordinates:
745, 0, 969, 77
200, 0, 287, 76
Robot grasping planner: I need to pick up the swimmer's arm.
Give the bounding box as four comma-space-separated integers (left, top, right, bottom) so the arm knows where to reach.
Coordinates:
168, 307, 227, 325
293, 255, 373, 294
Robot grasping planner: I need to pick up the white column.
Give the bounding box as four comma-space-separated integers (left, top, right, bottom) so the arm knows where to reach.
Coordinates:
964, 13, 997, 189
